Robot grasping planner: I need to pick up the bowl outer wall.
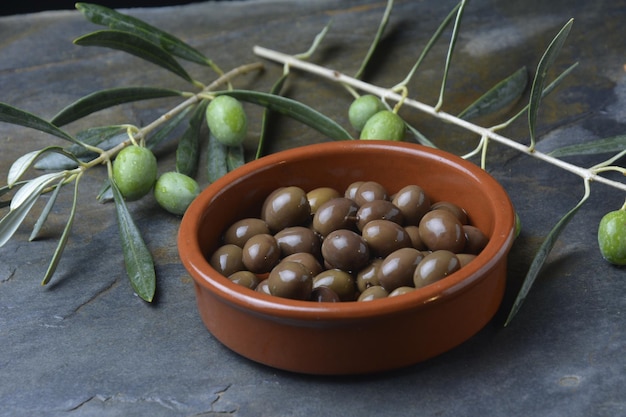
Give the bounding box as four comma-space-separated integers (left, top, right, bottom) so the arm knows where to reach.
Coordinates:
178, 140, 516, 374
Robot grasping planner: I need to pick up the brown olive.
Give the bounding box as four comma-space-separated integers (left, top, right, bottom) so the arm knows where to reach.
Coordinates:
310, 286, 341, 302
388, 286, 415, 297
242, 233, 281, 274
404, 225, 427, 251
223, 218, 271, 247
355, 258, 382, 293
463, 225, 489, 254
344, 181, 365, 200
267, 261, 313, 300
210, 244, 245, 276
313, 269, 357, 301
361, 219, 412, 258
274, 226, 321, 257
261, 186, 311, 232
357, 285, 388, 301
321, 229, 371, 272
356, 200, 404, 231
430, 201, 468, 224
418, 210, 466, 253
228, 270, 261, 290
392, 184, 430, 225
281, 252, 323, 277
307, 187, 341, 214
312, 197, 359, 237
378, 247, 424, 292
456, 253, 477, 267
255, 279, 271, 295
413, 250, 461, 288
353, 181, 388, 206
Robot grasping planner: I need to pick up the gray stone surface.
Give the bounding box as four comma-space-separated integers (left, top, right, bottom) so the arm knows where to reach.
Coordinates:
0, 0, 625, 416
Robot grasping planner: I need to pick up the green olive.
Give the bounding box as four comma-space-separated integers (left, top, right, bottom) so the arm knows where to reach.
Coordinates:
154, 172, 200, 215
112, 145, 157, 201
348, 94, 385, 131
205, 95, 248, 146
598, 209, 626, 265
359, 110, 406, 141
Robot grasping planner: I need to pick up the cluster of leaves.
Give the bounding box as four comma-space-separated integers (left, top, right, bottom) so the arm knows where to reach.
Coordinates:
0, 1, 624, 324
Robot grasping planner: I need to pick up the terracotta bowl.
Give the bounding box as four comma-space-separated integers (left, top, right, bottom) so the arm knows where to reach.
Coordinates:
178, 140, 516, 375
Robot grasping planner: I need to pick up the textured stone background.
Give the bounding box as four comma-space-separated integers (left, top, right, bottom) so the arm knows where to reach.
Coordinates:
0, 0, 624, 416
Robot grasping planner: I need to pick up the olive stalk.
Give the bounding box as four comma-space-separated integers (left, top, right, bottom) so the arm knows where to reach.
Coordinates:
253, 45, 626, 193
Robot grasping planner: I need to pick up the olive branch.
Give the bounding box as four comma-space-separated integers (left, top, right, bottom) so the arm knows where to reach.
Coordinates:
0, 1, 623, 324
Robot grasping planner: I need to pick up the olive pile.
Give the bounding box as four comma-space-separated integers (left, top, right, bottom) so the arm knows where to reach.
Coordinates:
209, 181, 489, 302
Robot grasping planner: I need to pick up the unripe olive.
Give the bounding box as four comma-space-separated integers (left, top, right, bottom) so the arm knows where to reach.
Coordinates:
154, 171, 200, 215
598, 209, 626, 265
348, 94, 385, 131
205, 95, 248, 146
359, 110, 406, 141
112, 145, 157, 201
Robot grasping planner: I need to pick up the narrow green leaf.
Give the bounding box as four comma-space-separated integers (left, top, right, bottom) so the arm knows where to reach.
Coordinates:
146, 105, 193, 150
256, 73, 288, 159
9, 147, 79, 186
74, 30, 194, 83
354, 0, 394, 80
528, 18, 574, 149
76, 2, 213, 67
51, 87, 183, 127
435, 0, 467, 111
11, 172, 67, 211
458, 66, 528, 120
406, 124, 437, 148
29, 177, 65, 241
41, 176, 81, 285
207, 133, 228, 183
0, 180, 27, 209
549, 135, 626, 157
227, 145, 245, 171
110, 179, 156, 302
217, 90, 353, 141
176, 101, 208, 177
0, 102, 78, 144
504, 182, 589, 326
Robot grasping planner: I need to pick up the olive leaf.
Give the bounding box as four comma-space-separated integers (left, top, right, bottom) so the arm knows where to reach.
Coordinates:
51, 87, 183, 127
146, 105, 194, 151
256, 73, 288, 159
406, 124, 437, 148
207, 133, 228, 183
76, 2, 215, 68
353, 0, 394, 80
41, 176, 81, 285
434, 0, 467, 111
110, 179, 156, 302
549, 135, 626, 157
0, 102, 78, 145
8, 147, 79, 187
176, 101, 208, 178
227, 145, 245, 171
504, 182, 590, 326
74, 30, 194, 84
458, 66, 528, 120
217, 90, 353, 141
29, 177, 65, 242
528, 18, 574, 150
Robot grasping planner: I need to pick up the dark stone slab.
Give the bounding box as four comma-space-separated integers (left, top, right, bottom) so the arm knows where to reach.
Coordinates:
1, 1, 624, 416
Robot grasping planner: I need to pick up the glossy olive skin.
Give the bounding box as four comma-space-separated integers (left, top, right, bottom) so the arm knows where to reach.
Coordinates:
413, 250, 461, 288
112, 145, 157, 201
405, 225, 427, 251
313, 269, 357, 301
228, 270, 261, 290
388, 286, 415, 297
307, 187, 341, 215
205, 95, 248, 146
154, 171, 201, 215
313, 198, 359, 237
355, 258, 382, 293
430, 201, 468, 224
344, 181, 364, 200
310, 286, 341, 302
224, 218, 271, 247
281, 252, 323, 277
356, 200, 404, 231
267, 261, 313, 300
378, 247, 424, 292
359, 110, 406, 141
361, 219, 412, 258
353, 181, 388, 207
357, 285, 389, 301
418, 210, 466, 253
597, 209, 626, 265
242, 233, 281, 274
274, 226, 321, 257
321, 229, 371, 272
210, 244, 245, 276
392, 184, 431, 225
348, 94, 385, 131
463, 225, 489, 254
261, 186, 311, 232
